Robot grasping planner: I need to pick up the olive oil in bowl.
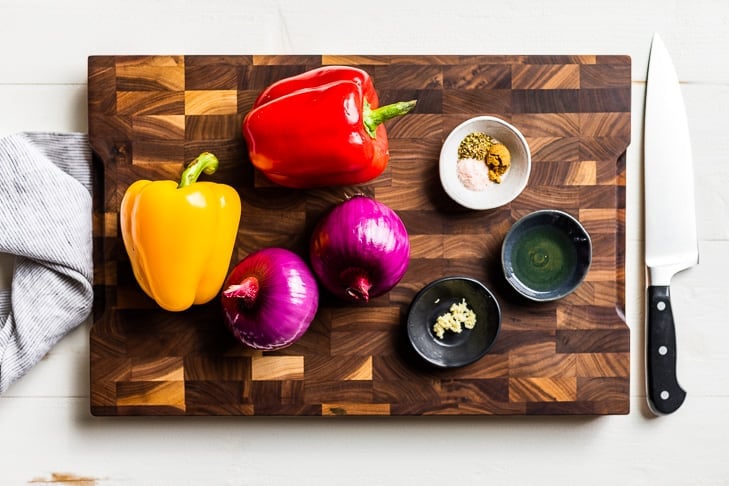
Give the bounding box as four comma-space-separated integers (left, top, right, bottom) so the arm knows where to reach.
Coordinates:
510, 224, 578, 292
502, 210, 591, 301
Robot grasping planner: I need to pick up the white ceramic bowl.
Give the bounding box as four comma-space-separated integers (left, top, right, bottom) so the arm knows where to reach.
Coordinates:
439, 116, 531, 210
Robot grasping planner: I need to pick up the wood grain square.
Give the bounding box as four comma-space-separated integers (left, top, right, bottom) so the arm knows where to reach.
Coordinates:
557, 330, 630, 353
373, 379, 442, 404
90, 357, 132, 386
524, 55, 596, 65
589, 281, 620, 307
116, 381, 186, 409
184, 90, 238, 115
322, 402, 391, 416
518, 185, 582, 210
512, 89, 580, 114
443, 64, 511, 90
376, 180, 440, 210
579, 87, 631, 113
588, 233, 618, 261
512, 65, 580, 90
116, 56, 184, 91
237, 206, 307, 235
130, 142, 184, 166
130, 357, 184, 381
306, 356, 373, 381
557, 306, 626, 330
373, 64, 443, 90
580, 63, 631, 89
117, 91, 184, 116
182, 356, 251, 381
385, 115, 443, 140
185, 62, 241, 90
322, 55, 390, 66
577, 377, 630, 402
509, 377, 577, 402
488, 331, 556, 355
184, 381, 248, 415
251, 356, 304, 381
498, 304, 559, 332
330, 331, 397, 357
442, 88, 511, 114
576, 353, 630, 377
305, 380, 373, 403
529, 160, 597, 186
132, 115, 185, 140
509, 343, 577, 378
102, 212, 117, 237
380, 89, 443, 113
579, 208, 622, 234
249, 380, 304, 406
527, 136, 581, 162
409, 234, 445, 259
512, 112, 580, 137
580, 112, 631, 139
87, 58, 116, 114
439, 378, 510, 404
185, 115, 242, 140
244, 65, 314, 90
330, 307, 400, 331
256, 55, 321, 66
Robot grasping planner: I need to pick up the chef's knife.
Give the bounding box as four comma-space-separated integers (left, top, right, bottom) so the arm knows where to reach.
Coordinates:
644, 33, 698, 415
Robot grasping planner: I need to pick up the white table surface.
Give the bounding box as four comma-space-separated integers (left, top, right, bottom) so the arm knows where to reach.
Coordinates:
1, 0, 728, 484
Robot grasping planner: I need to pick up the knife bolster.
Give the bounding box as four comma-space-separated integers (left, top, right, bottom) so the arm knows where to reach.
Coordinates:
646, 260, 696, 287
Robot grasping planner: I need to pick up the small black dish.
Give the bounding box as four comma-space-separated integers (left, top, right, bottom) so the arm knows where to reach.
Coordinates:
406, 276, 501, 368
501, 209, 592, 302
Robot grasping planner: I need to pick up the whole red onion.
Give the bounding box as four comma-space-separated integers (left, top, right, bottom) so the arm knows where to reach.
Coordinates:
309, 195, 410, 302
221, 248, 319, 350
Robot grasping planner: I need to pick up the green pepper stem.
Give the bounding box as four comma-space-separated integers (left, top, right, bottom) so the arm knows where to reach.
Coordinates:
178, 152, 219, 188
363, 99, 417, 138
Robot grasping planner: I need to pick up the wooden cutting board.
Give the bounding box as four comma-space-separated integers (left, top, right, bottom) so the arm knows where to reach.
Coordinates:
88, 55, 631, 416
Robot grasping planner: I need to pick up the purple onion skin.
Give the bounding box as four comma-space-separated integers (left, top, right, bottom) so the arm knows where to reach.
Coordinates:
221, 248, 319, 350
310, 195, 410, 302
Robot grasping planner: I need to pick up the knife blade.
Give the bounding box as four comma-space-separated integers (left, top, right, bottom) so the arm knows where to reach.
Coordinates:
644, 33, 698, 415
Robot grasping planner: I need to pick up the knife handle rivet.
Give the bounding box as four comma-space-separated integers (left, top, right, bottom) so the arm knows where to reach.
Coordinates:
658, 345, 668, 356
656, 301, 667, 311
660, 390, 670, 400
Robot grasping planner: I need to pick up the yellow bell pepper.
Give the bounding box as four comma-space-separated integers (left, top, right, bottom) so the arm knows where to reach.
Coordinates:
120, 152, 241, 312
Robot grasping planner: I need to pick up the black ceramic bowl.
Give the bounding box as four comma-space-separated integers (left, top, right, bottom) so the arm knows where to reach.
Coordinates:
501, 209, 592, 302
406, 276, 501, 368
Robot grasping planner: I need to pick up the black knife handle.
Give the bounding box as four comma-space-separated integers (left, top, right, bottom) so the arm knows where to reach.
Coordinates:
646, 285, 686, 414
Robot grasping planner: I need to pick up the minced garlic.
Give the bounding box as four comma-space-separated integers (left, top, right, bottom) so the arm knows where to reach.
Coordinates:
432, 298, 477, 339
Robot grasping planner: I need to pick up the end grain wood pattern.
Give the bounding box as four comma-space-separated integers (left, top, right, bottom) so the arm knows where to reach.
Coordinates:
88, 55, 631, 416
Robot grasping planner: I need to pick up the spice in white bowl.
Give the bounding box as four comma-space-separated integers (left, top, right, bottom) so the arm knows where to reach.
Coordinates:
439, 115, 531, 211
486, 142, 511, 183
457, 157, 491, 191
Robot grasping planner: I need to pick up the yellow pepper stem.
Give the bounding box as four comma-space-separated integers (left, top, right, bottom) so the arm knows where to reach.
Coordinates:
223, 276, 260, 309
178, 152, 219, 188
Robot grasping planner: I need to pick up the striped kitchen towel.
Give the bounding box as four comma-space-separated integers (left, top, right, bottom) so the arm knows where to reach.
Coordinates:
0, 132, 93, 394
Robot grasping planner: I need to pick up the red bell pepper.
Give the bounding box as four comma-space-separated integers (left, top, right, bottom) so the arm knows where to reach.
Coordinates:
242, 66, 416, 189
